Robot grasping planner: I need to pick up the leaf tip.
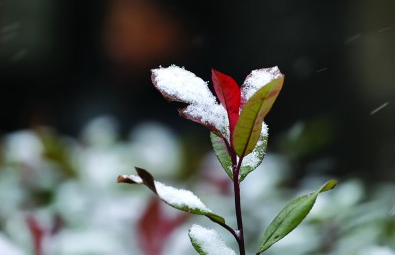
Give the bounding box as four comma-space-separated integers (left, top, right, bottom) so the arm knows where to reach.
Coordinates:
320, 180, 338, 193
117, 175, 127, 183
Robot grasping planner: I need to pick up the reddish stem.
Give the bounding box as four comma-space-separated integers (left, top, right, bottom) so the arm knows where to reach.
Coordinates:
233, 156, 246, 255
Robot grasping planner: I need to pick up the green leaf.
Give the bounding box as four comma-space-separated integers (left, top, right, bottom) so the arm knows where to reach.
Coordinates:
210, 124, 268, 182
232, 76, 284, 157
239, 123, 268, 182
118, 167, 226, 225
188, 224, 236, 255
210, 132, 233, 180
257, 180, 338, 254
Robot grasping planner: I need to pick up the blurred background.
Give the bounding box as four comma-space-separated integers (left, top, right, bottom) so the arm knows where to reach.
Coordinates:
0, 0, 394, 254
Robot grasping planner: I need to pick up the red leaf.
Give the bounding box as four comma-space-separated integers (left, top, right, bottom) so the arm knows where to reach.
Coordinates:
211, 69, 241, 137
27, 215, 45, 255
137, 197, 189, 254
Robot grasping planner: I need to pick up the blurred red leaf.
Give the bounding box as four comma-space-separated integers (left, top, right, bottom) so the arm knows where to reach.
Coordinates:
27, 215, 45, 255
137, 197, 189, 254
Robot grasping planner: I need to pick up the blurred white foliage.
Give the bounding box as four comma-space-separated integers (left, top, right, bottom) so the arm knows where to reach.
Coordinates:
4, 130, 43, 165
128, 122, 182, 177
3, 212, 33, 253
81, 115, 119, 148
0, 232, 24, 255
46, 228, 130, 254
0, 116, 393, 254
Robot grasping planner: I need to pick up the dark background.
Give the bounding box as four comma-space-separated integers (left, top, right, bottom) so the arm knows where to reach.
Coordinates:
0, 0, 394, 182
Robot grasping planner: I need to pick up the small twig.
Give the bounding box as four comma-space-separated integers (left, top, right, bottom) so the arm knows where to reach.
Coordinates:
210, 217, 240, 242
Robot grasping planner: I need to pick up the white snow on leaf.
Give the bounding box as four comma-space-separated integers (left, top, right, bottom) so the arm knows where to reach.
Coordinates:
119, 175, 143, 184
189, 224, 236, 255
241, 122, 268, 169
152, 65, 229, 138
240, 66, 282, 106
152, 65, 216, 105
182, 103, 228, 136
154, 181, 212, 212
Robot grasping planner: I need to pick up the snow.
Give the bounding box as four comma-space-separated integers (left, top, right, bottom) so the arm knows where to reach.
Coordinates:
241, 122, 268, 169
152, 65, 229, 137
152, 65, 216, 106
241, 67, 282, 105
370, 102, 389, 115
154, 181, 212, 212
182, 103, 228, 136
119, 175, 143, 184
189, 224, 236, 255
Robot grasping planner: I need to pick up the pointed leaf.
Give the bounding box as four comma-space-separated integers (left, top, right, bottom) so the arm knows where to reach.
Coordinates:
257, 180, 338, 254
232, 76, 284, 157
210, 132, 233, 180
240, 67, 283, 108
118, 167, 226, 225
239, 122, 268, 182
212, 69, 241, 135
188, 224, 236, 255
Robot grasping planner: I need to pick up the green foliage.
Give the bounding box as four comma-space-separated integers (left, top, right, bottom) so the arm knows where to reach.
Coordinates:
239, 127, 268, 182
232, 76, 284, 157
257, 180, 338, 254
189, 234, 206, 255
210, 132, 233, 180
211, 129, 268, 182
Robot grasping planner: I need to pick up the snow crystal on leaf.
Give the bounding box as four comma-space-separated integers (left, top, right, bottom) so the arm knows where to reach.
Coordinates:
154, 181, 211, 212
189, 224, 236, 255
118, 175, 143, 184
151, 65, 216, 105
241, 67, 282, 105
241, 122, 268, 169
151, 65, 229, 137
182, 103, 228, 137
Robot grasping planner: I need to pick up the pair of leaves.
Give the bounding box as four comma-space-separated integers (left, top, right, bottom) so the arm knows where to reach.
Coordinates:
257, 180, 338, 254
117, 167, 225, 225
210, 123, 268, 182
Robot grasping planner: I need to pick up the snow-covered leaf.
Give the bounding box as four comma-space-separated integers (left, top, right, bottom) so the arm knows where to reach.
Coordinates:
240, 67, 283, 108
179, 104, 228, 138
151, 65, 228, 138
210, 123, 268, 182
232, 76, 284, 157
188, 224, 236, 255
118, 167, 226, 225
210, 132, 233, 180
239, 123, 268, 182
211, 69, 241, 136
257, 180, 338, 254
151, 65, 214, 105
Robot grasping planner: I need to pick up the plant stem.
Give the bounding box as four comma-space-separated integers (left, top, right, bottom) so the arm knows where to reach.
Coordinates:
233, 157, 245, 255
223, 139, 246, 254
